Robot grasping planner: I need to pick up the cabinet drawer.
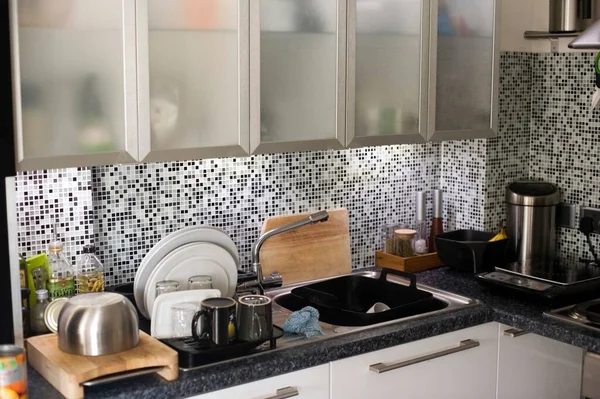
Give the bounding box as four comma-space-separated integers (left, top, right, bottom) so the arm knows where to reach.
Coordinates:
331, 322, 498, 399
190, 364, 330, 399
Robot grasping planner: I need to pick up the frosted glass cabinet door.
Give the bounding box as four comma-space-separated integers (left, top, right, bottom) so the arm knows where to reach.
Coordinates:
346, 0, 429, 147
250, 0, 347, 153
10, 0, 138, 170
137, 0, 249, 162
428, 0, 499, 141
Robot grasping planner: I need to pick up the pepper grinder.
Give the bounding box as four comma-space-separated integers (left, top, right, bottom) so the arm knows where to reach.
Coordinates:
414, 191, 429, 254
429, 189, 444, 251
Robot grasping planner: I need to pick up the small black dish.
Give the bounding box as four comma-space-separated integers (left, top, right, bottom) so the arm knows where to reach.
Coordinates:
161, 326, 284, 369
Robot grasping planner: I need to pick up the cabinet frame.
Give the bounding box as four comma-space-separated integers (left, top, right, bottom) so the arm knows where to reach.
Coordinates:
249, 0, 347, 154
136, 0, 251, 163
426, 0, 500, 141
10, 0, 139, 171
345, 0, 431, 147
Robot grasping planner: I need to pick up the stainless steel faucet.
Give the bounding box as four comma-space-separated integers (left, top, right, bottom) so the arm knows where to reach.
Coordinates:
238, 210, 329, 295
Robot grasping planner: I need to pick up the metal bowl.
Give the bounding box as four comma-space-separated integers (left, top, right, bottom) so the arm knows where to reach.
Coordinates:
58, 292, 139, 356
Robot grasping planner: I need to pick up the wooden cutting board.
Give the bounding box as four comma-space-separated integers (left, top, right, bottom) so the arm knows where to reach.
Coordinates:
27, 331, 178, 399
259, 208, 352, 285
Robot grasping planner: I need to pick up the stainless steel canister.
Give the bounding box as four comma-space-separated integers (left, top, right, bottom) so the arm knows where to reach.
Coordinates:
506, 181, 560, 267
549, 0, 581, 32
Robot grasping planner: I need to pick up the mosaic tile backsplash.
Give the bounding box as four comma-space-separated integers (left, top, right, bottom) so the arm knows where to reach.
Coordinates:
15, 51, 600, 286
17, 144, 441, 286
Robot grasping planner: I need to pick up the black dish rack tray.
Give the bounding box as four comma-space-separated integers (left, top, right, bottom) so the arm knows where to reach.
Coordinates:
161, 326, 284, 369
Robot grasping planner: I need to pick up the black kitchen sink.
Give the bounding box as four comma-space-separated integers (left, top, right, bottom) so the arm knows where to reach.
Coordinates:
274, 268, 448, 326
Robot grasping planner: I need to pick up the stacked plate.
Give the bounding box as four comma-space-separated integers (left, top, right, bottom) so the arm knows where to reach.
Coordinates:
134, 226, 239, 320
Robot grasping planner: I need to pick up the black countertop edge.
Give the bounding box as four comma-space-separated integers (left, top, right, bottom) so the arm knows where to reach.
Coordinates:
28, 305, 493, 399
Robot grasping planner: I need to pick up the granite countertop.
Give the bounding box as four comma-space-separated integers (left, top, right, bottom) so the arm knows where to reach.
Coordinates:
28, 267, 600, 399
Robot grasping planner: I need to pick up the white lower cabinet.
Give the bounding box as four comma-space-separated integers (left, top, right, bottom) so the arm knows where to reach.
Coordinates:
330, 322, 499, 399
496, 323, 584, 399
189, 364, 330, 399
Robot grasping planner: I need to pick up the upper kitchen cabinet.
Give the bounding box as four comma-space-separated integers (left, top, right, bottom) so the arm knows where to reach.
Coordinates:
249, 0, 347, 153
10, 0, 139, 171
136, 0, 250, 163
346, 0, 430, 146
427, 0, 499, 141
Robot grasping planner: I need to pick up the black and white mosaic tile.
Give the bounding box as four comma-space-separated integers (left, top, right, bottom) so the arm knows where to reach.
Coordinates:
484, 52, 532, 231
14, 168, 93, 266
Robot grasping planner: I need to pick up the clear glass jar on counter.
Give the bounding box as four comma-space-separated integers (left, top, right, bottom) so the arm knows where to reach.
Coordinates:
47, 240, 75, 300
30, 289, 50, 334
76, 244, 105, 293
394, 229, 416, 257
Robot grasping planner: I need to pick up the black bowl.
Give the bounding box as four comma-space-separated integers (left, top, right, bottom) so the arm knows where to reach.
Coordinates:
435, 230, 508, 273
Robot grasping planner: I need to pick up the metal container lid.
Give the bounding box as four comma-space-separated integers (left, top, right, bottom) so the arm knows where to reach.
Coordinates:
506, 181, 560, 206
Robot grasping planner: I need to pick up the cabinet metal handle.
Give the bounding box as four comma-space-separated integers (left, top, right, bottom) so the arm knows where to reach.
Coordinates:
503, 328, 529, 338
369, 339, 480, 374
263, 386, 299, 399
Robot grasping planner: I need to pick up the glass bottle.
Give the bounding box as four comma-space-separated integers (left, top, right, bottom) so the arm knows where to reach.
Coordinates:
76, 244, 105, 294
30, 289, 50, 335
47, 238, 75, 301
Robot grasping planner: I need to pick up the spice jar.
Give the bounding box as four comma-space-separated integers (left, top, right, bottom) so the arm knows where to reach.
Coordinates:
394, 229, 416, 257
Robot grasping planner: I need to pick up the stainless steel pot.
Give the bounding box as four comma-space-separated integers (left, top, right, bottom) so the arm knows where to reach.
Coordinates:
549, 0, 581, 32
58, 292, 139, 356
506, 181, 560, 267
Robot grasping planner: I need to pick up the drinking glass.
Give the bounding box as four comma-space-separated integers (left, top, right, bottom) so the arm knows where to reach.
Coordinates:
188, 275, 213, 290
171, 302, 200, 338
155, 280, 180, 299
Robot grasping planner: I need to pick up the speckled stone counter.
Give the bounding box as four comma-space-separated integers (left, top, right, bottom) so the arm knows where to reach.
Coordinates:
27, 267, 600, 399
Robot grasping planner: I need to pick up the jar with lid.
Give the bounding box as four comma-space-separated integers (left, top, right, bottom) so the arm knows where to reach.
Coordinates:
76, 244, 105, 293
394, 229, 416, 257
47, 240, 75, 300
30, 289, 50, 334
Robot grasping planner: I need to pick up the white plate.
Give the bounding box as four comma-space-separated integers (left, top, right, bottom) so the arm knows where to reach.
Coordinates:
134, 226, 239, 318
143, 242, 237, 320
151, 289, 221, 339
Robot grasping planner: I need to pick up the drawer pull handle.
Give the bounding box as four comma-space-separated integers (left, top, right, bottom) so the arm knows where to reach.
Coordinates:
263, 386, 299, 399
369, 339, 480, 374
503, 328, 528, 338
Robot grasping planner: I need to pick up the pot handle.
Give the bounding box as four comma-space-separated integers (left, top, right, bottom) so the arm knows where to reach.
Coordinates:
379, 268, 417, 288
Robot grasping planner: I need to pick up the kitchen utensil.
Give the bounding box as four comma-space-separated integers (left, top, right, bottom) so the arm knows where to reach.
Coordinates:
367, 302, 390, 313
27, 332, 178, 399
155, 280, 180, 298
549, 0, 581, 33
188, 275, 213, 290
259, 208, 351, 285
429, 189, 444, 251
151, 289, 221, 339
134, 226, 239, 318
192, 297, 237, 346
171, 303, 200, 338
435, 230, 508, 273
506, 181, 560, 266
144, 242, 236, 320
160, 326, 284, 369
43, 297, 68, 333
236, 295, 273, 342
58, 292, 139, 356
285, 269, 444, 326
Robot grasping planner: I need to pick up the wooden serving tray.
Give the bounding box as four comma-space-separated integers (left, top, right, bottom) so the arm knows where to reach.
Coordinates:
375, 250, 444, 273
27, 331, 178, 399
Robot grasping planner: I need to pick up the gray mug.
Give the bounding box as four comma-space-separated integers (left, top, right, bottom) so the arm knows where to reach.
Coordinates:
236, 295, 272, 342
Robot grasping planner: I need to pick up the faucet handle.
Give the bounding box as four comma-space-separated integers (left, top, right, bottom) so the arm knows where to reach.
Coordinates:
309, 210, 329, 223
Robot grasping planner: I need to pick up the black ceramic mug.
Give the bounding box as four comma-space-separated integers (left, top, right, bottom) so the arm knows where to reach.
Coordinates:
236, 295, 272, 342
192, 297, 237, 345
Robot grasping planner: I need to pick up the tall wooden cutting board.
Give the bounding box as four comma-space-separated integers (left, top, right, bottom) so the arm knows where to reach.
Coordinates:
27, 331, 178, 399
259, 208, 352, 285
